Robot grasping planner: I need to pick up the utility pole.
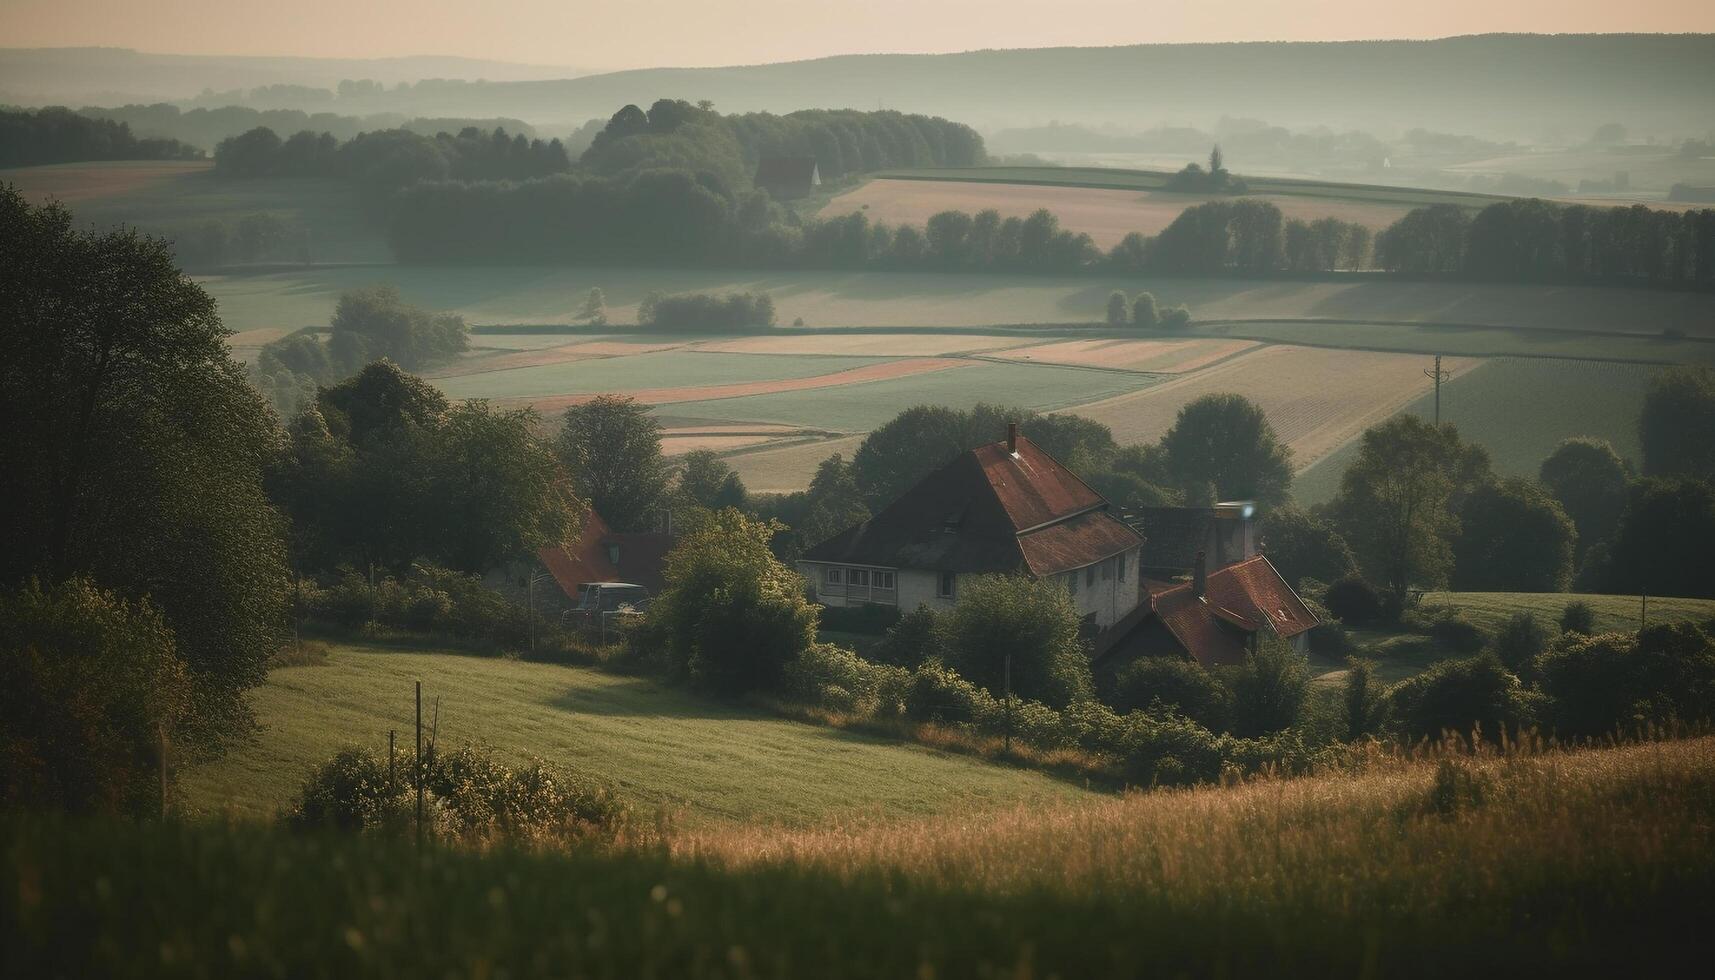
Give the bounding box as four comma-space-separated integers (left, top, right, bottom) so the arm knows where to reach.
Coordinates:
415, 681, 424, 850
1642, 593, 1649, 629
1424, 355, 1451, 425
528, 569, 551, 656
1004, 654, 1013, 755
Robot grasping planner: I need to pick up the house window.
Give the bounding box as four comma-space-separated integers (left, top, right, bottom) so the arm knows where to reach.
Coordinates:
1101, 559, 1112, 581
1118, 553, 1127, 582
825, 568, 842, 584
606, 544, 621, 566
937, 571, 956, 598
1069, 570, 1080, 596
849, 569, 869, 587
1085, 566, 1095, 586
874, 571, 896, 590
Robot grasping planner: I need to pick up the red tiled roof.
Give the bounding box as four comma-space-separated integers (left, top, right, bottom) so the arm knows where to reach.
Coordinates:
1095, 554, 1316, 669
538, 510, 674, 598
802, 434, 1139, 575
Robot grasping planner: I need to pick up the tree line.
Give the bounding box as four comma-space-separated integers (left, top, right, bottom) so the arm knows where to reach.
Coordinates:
214, 125, 571, 188
0, 107, 203, 167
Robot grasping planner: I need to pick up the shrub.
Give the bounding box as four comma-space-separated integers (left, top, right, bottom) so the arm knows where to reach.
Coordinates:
1560, 600, 1597, 636
0, 578, 192, 816
427, 745, 622, 839
1108, 656, 1230, 731
1219, 636, 1310, 737
1131, 291, 1159, 329
1493, 612, 1550, 673
286, 746, 410, 832
1105, 290, 1129, 325
780, 643, 909, 717
1341, 657, 1387, 741
818, 602, 901, 636
870, 605, 945, 668
1426, 613, 1488, 654
1323, 575, 1384, 625
942, 575, 1092, 709
1535, 623, 1715, 738
1388, 655, 1532, 742
903, 661, 998, 724
640, 291, 776, 331
1160, 305, 1193, 330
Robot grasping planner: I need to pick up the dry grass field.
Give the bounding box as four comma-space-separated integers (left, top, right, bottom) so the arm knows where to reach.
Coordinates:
996, 337, 1259, 373
1068, 345, 1482, 468
426, 338, 691, 378
823, 177, 1417, 246
726, 434, 869, 492
3, 159, 213, 205
691, 333, 1038, 357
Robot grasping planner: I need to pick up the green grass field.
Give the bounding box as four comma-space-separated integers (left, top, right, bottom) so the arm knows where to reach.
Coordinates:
1195, 318, 1715, 364
182, 644, 1089, 825
1294, 357, 1660, 504
431, 351, 891, 402
1420, 591, 1715, 635
662, 361, 1164, 431
15, 737, 1714, 977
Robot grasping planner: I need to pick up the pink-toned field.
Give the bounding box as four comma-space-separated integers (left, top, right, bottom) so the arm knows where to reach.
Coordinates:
822, 179, 1415, 248
4, 160, 212, 205
996, 338, 1259, 373
690, 334, 1036, 357
1067, 345, 1481, 468
507, 357, 976, 415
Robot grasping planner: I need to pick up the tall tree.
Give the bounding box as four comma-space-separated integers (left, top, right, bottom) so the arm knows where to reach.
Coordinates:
427, 401, 581, 573
1159, 394, 1294, 507
1452, 478, 1577, 592
1603, 477, 1715, 599
0, 186, 287, 747
1327, 416, 1491, 605
675, 449, 748, 511
1539, 438, 1632, 558
943, 575, 1092, 709
1639, 365, 1715, 480
555, 395, 669, 532
1258, 505, 1358, 588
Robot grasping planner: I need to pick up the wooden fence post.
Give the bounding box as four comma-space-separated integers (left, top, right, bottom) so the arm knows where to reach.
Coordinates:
415, 681, 423, 849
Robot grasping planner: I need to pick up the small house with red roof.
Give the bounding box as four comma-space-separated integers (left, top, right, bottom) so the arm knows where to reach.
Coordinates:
486, 509, 676, 617
1093, 552, 1317, 673
799, 424, 1145, 628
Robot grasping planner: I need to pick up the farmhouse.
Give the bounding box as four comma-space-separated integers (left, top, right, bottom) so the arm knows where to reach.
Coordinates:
754, 155, 821, 198
799, 424, 1144, 627
1092, 552, 1317, 672
489, 509, 674, 617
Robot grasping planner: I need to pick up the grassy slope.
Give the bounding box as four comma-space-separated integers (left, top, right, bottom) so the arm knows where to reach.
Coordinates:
183, 644, 1088, 825
1420, 591, 1715, 635
15, 738, 1714, 978
1293, 357, 1659, 504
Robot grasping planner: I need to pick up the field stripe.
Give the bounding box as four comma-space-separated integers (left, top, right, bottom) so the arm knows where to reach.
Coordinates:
505, 357, 977, 415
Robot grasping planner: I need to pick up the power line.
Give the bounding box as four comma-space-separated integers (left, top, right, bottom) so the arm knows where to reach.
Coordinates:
1424, 354, 1451, 425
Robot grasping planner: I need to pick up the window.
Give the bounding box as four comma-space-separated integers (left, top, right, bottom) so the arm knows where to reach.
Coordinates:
606, 544, 621, 566
850, 569, 869, 587
825, 568, 842, 584
1069, 570, 1080, 596
1085, 566, 1095, 586
1100, 559, 1112, 581
937, 571, 956, 598
1118, 553, 1127, 582
874, 571, 895, 590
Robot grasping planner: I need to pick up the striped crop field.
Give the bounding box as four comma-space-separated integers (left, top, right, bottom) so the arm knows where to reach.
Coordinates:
1067, 345, 1481, 469
996, 337, 1259, 373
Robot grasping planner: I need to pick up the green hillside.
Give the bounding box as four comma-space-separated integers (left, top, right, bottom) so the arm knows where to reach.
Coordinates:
183, 644, 1089, 824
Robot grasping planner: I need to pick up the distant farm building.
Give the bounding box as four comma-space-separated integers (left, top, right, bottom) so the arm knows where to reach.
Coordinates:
487, 509, 674, 619
754, 156, 821, 198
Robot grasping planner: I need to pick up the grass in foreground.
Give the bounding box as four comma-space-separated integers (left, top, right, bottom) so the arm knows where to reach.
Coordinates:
182, 644, 1089, 825
11, 738, 1713, 977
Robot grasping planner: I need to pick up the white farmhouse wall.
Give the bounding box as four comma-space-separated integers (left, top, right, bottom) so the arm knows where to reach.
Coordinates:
895, 569, 950, 612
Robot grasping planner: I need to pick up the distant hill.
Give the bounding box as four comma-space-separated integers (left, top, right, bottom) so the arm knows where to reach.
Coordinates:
0, 47, 587, 106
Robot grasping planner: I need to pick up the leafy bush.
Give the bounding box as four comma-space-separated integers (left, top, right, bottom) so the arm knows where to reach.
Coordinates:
1108, 656, 1230, 731
0, 578, 191, 816
1535, 623, 1715, 738
903, 662, 999, 724
1560, 601, 1597, 636
942, 575, 1092, 709
639, 291, 776, 331
871, 605, 945, 668
426, 745, 623, 839
286, 746, 410, 832
1218, 637, 1310, 737
1388, 655, 1533, 741
781, 643, 909, 716
1323, 576, 1384, 625
304, 564, 532, 647
1493, 612, 1550, 673
1426, 613, 1488, 654
1341, 657, 1387, 741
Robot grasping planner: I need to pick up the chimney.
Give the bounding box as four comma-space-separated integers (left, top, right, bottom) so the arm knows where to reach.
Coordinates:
1007, 421, 1019, 455
1192, 550, 1207, 598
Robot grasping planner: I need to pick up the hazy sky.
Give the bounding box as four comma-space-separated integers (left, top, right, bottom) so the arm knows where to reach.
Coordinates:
4, 0, 1713, 70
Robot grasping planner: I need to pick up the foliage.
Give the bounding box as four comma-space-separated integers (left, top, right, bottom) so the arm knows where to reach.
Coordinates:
674, 450, 748, 512
781, 643, 910, 717
1327, 415, 1491, 605
1561, 601, 1597, 636
1341, 658, 1387, 741
555, 395, 669, 533
647, 509, 819, 695
871, 605, 947, 668
1108, 656, 1230, 730
1639, 366, 1715, 481
0, 187, 287, 748
1493, 612, 1551, 673
941, 575, 1092, 709
902, 661, 999, 725
1451, 478, 1576, 593
1535, 623, 1715, 738
1131, 291, 1159, 328
1159, 394, 1293, 507
303, 564, 534, 648
1603, 477, 1715, 599
1423, 611, 1490, 654
1259, 505, 1357, 588
639, 291, 776, 331
1539, 438, 1632, 557
1388, 655, 1533, 742
284, 746, 409, 833
1218, 636, 1310, 737
0, 578, 190, 815
0, 106, 202, 166
1104, 290, 1128, 325
1323, 575, 1385, 625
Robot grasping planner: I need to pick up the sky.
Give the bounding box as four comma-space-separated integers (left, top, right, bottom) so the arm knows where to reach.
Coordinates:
3, 0, 1713, 71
